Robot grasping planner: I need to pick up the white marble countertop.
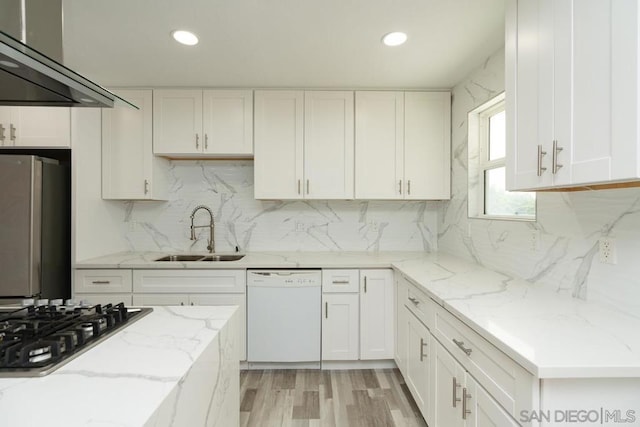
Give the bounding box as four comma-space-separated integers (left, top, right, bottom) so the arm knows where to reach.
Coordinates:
75, 250, 640, 379
74, 250, 430, 269
0, 305, 238, 427
393, 253, 640, 379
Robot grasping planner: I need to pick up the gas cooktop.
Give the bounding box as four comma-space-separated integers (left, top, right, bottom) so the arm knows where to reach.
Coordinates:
0, 301, 152, 377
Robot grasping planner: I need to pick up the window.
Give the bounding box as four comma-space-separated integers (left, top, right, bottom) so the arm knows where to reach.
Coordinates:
468, 93, 535, 220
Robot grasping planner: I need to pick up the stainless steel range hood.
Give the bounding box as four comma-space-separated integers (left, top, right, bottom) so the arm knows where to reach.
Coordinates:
0, 0, 135, 108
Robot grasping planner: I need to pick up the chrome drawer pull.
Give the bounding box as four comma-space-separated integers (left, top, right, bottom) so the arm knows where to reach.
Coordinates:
462, 387, 472, 419
452, 377, 461, 407
408, 297, 419, 305
332, 280, 350, 284
453, 338, 472, 356
420, 338, 427, 361
91, 280, 111, 284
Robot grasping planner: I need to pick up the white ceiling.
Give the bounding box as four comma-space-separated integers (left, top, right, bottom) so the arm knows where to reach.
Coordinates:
62, 0, 505, 89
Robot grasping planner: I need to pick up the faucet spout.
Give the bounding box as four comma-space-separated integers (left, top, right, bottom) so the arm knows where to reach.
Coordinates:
190, 205, 215, 253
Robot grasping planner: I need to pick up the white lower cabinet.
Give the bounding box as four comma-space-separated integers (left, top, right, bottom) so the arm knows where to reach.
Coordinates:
360, 269, 394, 360
321, 293, 359, 360
74, 293, 133, 306
434, 340, 518, 427
406, 311, 433, 426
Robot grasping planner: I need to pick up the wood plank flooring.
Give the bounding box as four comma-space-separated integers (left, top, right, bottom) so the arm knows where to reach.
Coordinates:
240, 369, 427, 427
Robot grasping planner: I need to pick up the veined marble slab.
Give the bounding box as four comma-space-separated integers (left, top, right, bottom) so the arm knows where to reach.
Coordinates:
393, 253, 640, 379
0, 306, 239, 427
74, 250, 430, 269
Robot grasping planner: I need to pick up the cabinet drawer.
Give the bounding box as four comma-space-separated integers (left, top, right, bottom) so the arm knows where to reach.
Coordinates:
404, 279, 434, 330
322, 269, 359, 293
133, 269, 246, 293
433, 305, 534, 420
74, 269, 133, 293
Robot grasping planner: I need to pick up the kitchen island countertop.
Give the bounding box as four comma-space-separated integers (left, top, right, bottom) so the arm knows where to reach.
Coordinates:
0, 305, 240, 427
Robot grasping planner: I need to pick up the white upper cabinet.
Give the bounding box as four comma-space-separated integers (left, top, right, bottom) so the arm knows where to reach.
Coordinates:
153, 89, 252, 157
254, 90, 354, 200
355, 91, 404, 199
254, 90, 304, 199
102, 89, 168, 200
203, 90, 253, 155
355, 91, 451, 200
404, 92, 451, 199
0, 106, 70, 147
507, 0, 640, 190
304, 91, 354, 199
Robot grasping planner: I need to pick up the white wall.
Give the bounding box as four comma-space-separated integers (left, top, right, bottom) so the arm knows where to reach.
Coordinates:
439, 47, 640, 317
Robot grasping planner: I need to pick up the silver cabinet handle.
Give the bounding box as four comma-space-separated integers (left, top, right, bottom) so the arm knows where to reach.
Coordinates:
10, 124, 16, 144
180, 302, 184, 306
453, 338, 472, 356
364, 276, 367, 293
325, 302, 328, 319
195, 133, 199, 149
408, 296, 419, 305
453, 377, 461, 407
0, 123, 5, 144
204, 134, 208, 150
190, 302, 194, 306
537, 144, 547, 176
552, 140, 563, 174
332, 280, 349, 284
462, 387, 472, 420
297, 179, 301, 195
306, 179, 309, 195
407, 180, 411, 195
144, 179, 150, 195
91, 280, 110, 284
398, 179, 402, 194
419, 337, 427, 361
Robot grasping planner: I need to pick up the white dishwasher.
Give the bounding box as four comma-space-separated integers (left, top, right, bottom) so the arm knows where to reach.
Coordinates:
247, 270, 321, 368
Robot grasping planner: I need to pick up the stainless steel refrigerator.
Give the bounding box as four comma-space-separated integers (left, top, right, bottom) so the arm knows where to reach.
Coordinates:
0, 155, 70, 301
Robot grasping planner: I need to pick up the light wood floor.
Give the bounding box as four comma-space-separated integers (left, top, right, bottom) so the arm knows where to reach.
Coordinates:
240, 369, 428, 427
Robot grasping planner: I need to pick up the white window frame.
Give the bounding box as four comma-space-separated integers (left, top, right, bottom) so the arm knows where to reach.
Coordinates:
468, 93, 536, 221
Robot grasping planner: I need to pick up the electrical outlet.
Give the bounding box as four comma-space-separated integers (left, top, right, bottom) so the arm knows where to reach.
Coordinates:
599, 237, 617, 264
368, 221, 379, 232
295, 221, 305, 232
530, 230, 540, 252
128, 221, 137, 232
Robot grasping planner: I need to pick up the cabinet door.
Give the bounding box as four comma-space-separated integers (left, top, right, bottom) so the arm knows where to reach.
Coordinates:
359, 269, 394, 359
190, 293, 247, 361
405, 311, 432, 425
75, 293, 133, 306
355, 91, 404, 199
434, 340, 465, 427
132, 293, 188, 306
153, 89, 203, 155
322, 293, 359, 361
102, 89, 168, 200
254, 90, 304, 199
404, 92, 451, 200
465, 375, 519, 427
12, 107, 70, 147
395, 276, 408, 376
304, 91, 354, 199
202, 90, 253, 156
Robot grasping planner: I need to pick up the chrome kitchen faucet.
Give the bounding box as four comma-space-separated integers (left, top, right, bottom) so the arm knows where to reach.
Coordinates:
190, 205, 215, 253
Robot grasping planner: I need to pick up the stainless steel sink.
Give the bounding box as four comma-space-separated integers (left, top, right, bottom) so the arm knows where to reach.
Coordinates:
153, 254, 245, 262
200, 254, 245, 262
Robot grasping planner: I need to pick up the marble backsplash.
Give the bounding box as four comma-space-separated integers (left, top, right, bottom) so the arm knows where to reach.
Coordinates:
439, 47, 640, 317
119, 161, 439, 253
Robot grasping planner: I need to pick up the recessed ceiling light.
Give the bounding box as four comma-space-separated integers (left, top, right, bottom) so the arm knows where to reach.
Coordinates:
382, 32, 408, 47
0, 60, 19, 68
171, 30, 199, 46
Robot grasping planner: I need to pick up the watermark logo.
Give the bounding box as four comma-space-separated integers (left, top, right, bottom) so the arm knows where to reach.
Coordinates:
520, 409, 636, 424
